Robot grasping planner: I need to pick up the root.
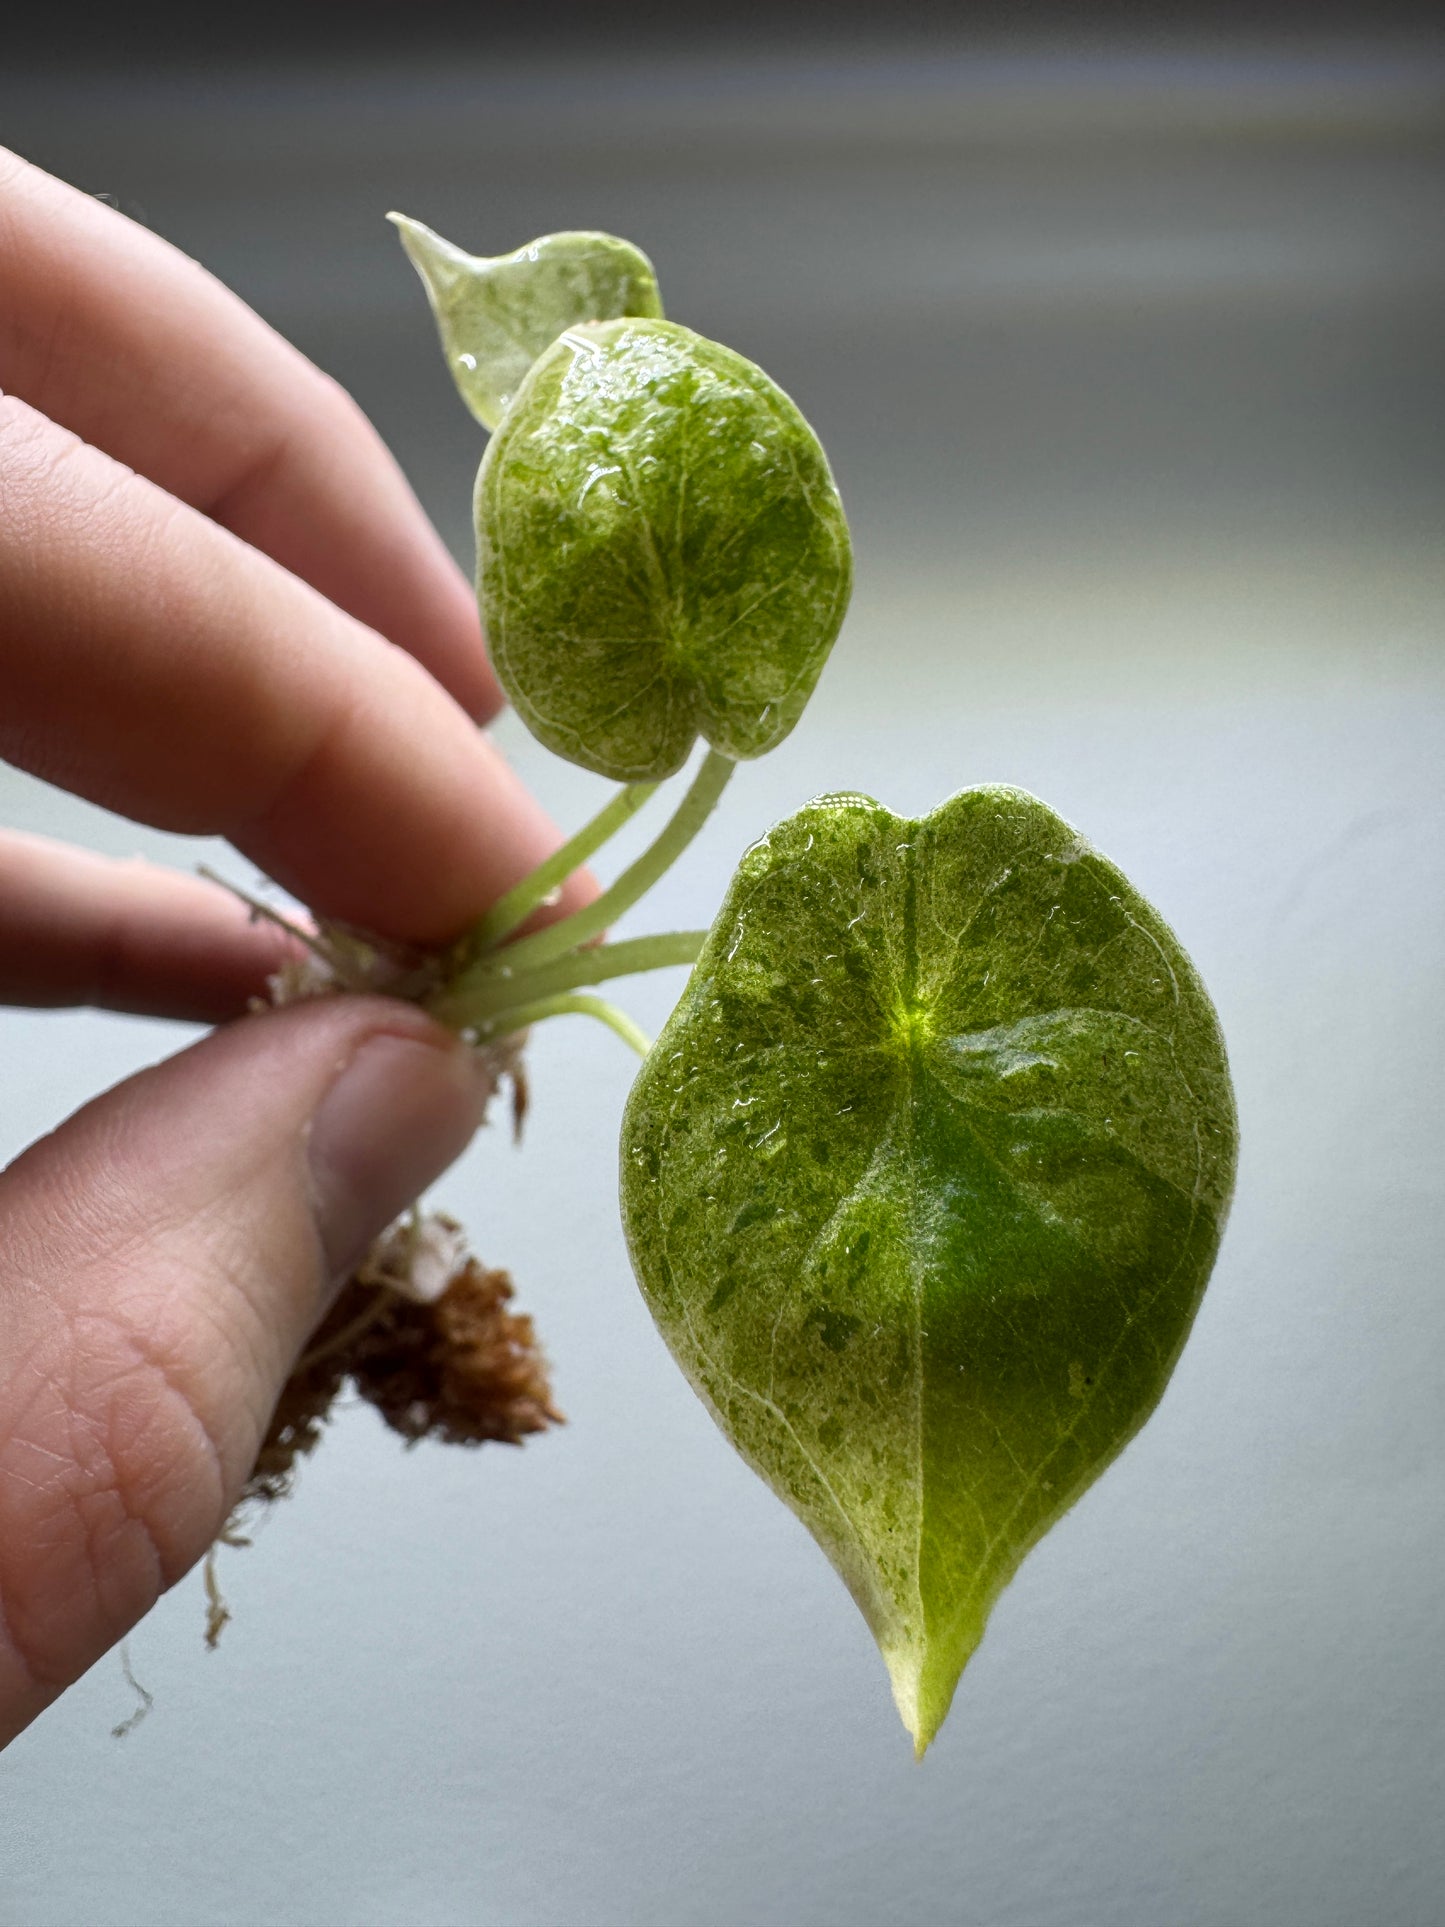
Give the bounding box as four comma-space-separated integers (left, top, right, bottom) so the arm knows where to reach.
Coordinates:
202, 1546, 232, 1651
111, 1644, 154, 1740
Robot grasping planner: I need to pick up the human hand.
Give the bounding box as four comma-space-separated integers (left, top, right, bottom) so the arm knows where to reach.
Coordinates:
0, 151, 584, 1746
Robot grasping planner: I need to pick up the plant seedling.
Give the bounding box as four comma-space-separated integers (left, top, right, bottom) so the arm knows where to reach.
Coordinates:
233, 219, 1237, 1757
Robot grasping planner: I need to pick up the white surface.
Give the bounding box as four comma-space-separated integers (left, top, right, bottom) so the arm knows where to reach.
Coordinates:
1, 39, 1442, 1926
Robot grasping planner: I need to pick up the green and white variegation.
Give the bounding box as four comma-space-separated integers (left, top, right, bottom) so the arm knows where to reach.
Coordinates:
390, 217, 664, 430
621, 785, 1237, 1752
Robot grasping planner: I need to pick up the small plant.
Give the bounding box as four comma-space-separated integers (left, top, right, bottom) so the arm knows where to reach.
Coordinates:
237, 219, 1237, 1757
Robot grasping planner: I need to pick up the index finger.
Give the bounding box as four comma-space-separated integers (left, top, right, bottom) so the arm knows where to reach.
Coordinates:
0, 148, 498, 719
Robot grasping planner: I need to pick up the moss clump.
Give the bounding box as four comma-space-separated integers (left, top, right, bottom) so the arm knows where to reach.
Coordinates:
242, 1231, 561, 1510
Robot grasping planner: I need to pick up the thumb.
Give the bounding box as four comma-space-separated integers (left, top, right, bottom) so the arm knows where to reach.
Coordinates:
0, 996, 493, 1746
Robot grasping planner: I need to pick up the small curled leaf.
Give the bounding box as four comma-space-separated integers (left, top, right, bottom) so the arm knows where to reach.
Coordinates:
476, 318, 853, 781
620, 786, 1237, 1754
390, 216, 664, 429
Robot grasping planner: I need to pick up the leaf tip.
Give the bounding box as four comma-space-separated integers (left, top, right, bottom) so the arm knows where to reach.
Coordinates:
884, 1647, 928, 1755
385, 209, 427, 249
884, 1630, 972, 1759
388, 212, 470, 296
896, 1686, 946, 1761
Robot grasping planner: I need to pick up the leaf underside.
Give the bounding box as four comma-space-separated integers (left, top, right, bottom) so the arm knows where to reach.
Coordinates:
391, 217, 664, 430
476, 318, 853, 781
620, 786, 1237, 1753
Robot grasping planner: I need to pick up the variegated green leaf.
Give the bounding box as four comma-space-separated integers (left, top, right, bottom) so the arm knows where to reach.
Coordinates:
390, 217, 663, 429
476, 318, 852, 780
621, 785, 1236, 1753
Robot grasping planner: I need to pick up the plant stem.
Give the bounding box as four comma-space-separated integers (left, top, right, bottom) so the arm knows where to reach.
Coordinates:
431, 930, 706, 1029
462, 778, 659, 957
446, 747, 735, 999
471, 992, 654, 1058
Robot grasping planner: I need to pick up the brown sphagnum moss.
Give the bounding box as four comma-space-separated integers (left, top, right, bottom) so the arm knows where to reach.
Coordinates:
241, 1215, 562, 1512
205, 1215, 559, 1649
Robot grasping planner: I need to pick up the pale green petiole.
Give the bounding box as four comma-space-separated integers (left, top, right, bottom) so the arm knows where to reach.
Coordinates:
430, 931, 706, 1032
446, 747, 736, 1000
462, 778, 659, 957
469, 992, 654, 1058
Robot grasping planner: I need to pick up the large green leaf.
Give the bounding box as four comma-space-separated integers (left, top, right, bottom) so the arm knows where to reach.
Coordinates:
476, 318, 853, 781
390, 217, 663, 430
620, 786, 1236, 1753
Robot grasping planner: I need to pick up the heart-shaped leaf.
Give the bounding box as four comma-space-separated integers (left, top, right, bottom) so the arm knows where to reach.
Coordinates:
390, 217, 664, 430
620, 786, 1236, 1752
476, 318, 853, 781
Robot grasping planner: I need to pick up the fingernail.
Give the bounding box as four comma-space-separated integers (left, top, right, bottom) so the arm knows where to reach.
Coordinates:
306, 1027, 491, 1286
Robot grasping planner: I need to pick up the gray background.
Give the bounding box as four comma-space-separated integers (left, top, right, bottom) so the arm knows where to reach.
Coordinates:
1, 26, 1443, 1925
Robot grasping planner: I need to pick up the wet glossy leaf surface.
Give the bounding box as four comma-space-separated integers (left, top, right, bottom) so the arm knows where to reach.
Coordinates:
621, 786, 1237, 1751
476, 318, 853, 780
391, 217, 663, 429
